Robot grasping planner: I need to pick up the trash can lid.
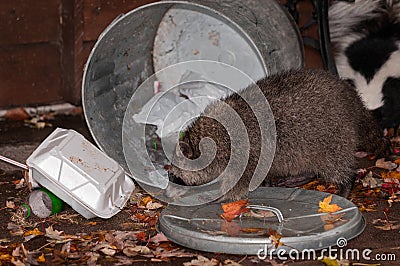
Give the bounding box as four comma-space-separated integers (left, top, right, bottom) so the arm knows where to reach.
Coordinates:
158, 187, 365, 255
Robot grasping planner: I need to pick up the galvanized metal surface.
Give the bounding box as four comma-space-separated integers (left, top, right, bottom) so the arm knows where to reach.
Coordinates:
158, 187, 365, 255
82, 1, 303, 171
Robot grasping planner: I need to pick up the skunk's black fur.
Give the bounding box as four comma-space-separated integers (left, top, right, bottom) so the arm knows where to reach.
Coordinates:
329, 0, 400, 129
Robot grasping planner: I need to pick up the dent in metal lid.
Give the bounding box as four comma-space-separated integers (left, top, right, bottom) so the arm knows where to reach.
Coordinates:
158, 187, 365, 255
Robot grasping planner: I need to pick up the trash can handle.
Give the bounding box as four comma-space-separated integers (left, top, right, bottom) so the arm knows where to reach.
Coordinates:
247, 205, 284, 223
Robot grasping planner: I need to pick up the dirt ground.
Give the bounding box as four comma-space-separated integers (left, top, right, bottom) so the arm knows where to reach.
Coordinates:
0, 114, 400, 265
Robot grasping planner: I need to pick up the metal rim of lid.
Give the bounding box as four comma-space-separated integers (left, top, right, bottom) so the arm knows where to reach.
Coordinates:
158, 187, 366, 255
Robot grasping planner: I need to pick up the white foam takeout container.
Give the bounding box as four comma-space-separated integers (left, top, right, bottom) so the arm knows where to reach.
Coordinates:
26, 128, 135, 219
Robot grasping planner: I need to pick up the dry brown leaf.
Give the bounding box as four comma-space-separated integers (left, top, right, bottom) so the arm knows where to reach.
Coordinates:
183, 255, 219, 266
4, 107, 30, 121
149, 232, 169, 243
221, 221, 242, 237
240, 227, 265, 234
45, 226, 64, 240
146, 201, 164, 210
375, 158, 397, 170
124, 245, 152, 255
7, 222, 24, 236
100, 246, 117, 256
224, 259, 243, 265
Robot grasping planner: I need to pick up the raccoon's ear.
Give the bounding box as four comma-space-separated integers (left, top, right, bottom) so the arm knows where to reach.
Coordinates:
179, 141, 193, 159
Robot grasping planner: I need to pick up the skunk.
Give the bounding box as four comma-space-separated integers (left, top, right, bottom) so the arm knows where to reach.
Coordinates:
329, 0, 400, 130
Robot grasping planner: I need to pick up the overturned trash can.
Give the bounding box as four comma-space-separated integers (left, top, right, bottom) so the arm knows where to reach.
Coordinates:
80, 0, 365, 256
82, 0, 304, 172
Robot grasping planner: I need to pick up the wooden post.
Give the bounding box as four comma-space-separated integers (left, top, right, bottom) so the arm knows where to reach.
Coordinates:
61, 0, 85, 105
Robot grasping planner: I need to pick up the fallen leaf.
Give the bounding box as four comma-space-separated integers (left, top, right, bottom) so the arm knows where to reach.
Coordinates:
183, 255, 219, 266
12, 246, 20, 257
267, 228, 284, 248
7, 223, 24, 236
14, 178, 26, 189
372, 219, 400, 231
100, 247, 117, 256
37, 253, 45, 263
124, 245, 152, 255
11, 257, 25, 266
375, 158, 397, 170
381, 181, 400, 194
146, 201, 164, 210
45, 225, 64, 240
382, 170, 400, 180
224, 259, 243, 265
136, 232, 147, 241
24, 228, 44, 237
136, 213, 147, 221
318, 195, 343, 213
140, 196, 153, 206
361, 172, 382, 188
221, 221, 242, 237
240, 227, 265, 234
220, 199, 250, 222
150, 233, 169, 244
4, 107, 30, 121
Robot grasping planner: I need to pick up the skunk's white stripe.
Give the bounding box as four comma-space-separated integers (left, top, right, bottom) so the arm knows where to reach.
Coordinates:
337, 43, 400, 110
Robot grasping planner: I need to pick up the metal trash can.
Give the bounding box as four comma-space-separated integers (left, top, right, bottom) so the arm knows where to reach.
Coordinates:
82, 0, 304, 170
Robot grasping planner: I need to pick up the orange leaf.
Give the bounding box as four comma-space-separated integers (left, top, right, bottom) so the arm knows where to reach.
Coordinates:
220, 199, 250, 221
24, 228, 44, 237
140, 196, 153, 206
318, 195, 343, 213
135, 213, 147, 221
267, 228, 284, 248
37, 253, 45, 263
221, 199, 248, 213
136, 232, 147, 241
382, 171, 400, 180
240, 227, 265, 233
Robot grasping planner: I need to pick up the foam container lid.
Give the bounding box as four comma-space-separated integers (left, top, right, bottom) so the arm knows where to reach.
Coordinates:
26, 128, 135, 219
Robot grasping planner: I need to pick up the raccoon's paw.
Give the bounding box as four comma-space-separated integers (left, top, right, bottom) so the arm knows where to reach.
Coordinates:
335, 178, 356, 198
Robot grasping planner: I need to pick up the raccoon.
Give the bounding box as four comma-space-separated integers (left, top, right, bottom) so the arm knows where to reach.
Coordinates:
168, 69, 386, 200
